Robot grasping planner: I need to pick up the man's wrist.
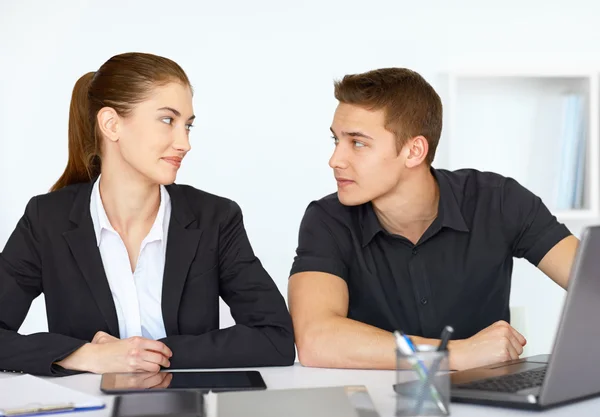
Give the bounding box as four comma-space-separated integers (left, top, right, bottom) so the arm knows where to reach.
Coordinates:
447, 339, 463, 370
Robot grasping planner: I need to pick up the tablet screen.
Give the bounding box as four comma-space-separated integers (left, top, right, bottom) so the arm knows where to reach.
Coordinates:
100, 370, 266, 394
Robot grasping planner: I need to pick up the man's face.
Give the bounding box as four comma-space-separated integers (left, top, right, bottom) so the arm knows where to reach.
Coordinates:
329, 102, 406, 206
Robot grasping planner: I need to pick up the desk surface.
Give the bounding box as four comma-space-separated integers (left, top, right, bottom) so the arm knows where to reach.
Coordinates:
2, 364, 599, 416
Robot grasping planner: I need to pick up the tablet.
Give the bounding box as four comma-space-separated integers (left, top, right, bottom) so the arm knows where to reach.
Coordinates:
100, 370, 267, 394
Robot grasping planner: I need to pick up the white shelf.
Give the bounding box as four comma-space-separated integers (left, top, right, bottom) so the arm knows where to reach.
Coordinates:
448, 68, 596, 78
443, 70, 600, 220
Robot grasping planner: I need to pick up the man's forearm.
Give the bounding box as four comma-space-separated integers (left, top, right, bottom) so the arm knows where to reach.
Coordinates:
296, 317, 441, 369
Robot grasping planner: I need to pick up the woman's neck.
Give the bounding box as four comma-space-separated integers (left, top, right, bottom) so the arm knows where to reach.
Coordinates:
98, 171, 160, 236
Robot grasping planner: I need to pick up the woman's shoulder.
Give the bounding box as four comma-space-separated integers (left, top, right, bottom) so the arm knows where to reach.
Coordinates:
13, 182, 92, 235
168, 183, 234, 205
30, 182, 91, 212
166, 183, 242, 220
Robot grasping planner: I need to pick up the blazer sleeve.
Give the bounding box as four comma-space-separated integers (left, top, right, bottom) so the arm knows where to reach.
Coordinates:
160, 200, 296, 368
0, 197, 87, 376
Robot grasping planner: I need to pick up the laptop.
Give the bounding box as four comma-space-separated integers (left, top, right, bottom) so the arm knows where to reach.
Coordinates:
450, 225, 600, 410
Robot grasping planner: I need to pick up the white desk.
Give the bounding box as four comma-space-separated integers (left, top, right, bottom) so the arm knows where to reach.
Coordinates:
2, 364, 599, 416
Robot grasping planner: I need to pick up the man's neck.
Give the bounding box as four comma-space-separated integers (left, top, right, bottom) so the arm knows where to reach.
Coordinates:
372, 167, 439, 245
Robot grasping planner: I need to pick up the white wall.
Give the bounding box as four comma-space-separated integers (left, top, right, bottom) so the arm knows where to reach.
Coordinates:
1, 0, 599, 355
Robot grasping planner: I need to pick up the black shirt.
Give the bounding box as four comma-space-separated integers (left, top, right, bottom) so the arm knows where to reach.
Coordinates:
290, 168, 571, 340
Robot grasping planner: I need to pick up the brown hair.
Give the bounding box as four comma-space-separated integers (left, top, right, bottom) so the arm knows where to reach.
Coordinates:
51, 52, 192, 192
334, 68, 442, 165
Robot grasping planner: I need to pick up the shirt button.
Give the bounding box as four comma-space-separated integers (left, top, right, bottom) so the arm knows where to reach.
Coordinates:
420, 297, 428, 305
412, 248, 418, 255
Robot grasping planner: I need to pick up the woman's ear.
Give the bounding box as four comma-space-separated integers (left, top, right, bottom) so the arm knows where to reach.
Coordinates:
96, 107, 120, 143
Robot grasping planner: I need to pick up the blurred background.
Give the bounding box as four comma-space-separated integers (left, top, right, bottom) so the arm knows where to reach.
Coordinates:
1, 0, 599, 357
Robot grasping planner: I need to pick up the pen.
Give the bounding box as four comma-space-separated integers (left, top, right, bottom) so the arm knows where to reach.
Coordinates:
2, 403, 75, 416
437, 325, 454, 351
393, 331, 448, 415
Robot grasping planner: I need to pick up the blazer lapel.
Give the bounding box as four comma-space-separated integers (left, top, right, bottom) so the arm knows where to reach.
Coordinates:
161, 185, 202, 336
62, 182, 120, 337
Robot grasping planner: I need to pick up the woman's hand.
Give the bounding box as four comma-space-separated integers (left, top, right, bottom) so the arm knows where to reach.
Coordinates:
56, 333, 173, 374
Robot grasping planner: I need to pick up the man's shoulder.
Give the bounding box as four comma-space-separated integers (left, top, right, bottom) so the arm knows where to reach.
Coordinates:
313, 192, 346, 209
306, 192, 359, 222
436, 168, 512, 196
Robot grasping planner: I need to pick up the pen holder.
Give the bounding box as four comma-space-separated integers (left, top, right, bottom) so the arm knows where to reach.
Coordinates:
394, 346, 450, 416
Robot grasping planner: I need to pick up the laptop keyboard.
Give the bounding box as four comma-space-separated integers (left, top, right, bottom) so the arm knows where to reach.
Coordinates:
455, 368, 547, 393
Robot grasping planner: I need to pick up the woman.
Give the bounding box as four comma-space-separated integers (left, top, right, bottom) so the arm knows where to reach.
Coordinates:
0, 52, 295, 376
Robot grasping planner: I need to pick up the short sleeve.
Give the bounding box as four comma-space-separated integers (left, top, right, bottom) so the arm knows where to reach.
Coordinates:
289, 202, 349, 280
501, 178, 571, 265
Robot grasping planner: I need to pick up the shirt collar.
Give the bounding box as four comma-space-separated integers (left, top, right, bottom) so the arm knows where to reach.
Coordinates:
360, 167, 470, 247
90, 175, 170, 247
432, 168, 470, 233
145, 185, 169, 244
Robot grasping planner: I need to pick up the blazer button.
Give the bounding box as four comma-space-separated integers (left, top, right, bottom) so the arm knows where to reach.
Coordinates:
420, 297, 428, 305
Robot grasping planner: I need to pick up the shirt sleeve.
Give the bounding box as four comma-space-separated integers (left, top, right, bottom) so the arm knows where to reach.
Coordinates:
501, 178, 572, 265
289, 202, 349, 280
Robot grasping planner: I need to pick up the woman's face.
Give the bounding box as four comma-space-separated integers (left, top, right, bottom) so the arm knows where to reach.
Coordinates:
106, 81, 195, 185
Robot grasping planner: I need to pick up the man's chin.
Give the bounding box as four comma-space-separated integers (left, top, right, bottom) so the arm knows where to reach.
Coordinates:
337, 192, 370, 207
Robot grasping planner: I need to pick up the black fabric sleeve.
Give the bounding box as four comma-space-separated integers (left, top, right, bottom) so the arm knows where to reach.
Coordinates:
160, 200, 295, 368
289, 202, 349, 280
500, 178, 571, 266
0, 197, 87, 376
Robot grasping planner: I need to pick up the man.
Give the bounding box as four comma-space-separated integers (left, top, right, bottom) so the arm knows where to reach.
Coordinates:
288, 68, 578, 371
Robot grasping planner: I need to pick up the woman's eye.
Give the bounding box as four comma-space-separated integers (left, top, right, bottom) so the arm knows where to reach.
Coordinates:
161, 117, 173, 125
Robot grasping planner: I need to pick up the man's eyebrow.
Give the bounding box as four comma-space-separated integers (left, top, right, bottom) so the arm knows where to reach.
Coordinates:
330, 127, 373, 140
344, 131, 373, 140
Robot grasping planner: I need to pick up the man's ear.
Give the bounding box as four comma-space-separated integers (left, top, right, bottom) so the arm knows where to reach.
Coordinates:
404, 135, 429, 168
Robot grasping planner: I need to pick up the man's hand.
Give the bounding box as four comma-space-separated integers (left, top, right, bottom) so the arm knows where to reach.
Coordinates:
449, 320, 527, 370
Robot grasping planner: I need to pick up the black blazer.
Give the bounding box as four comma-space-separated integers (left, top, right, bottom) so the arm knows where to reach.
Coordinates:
0, 181, 295, 376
